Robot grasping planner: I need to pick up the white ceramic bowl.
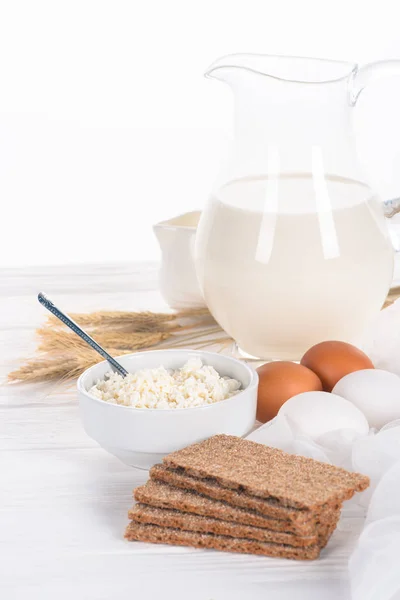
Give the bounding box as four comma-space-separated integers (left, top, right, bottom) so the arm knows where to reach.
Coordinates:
77, 349, 258, 469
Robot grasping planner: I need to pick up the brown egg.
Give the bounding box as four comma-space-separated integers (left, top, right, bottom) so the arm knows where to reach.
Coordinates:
300, 341, 374, 392
256, 361, 323, 423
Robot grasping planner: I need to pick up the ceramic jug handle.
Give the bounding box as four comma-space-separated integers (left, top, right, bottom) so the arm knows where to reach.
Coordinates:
351, 60, 400, 219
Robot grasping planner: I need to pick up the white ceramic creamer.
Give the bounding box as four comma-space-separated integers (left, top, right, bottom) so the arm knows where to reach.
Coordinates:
153, 211, 205, 308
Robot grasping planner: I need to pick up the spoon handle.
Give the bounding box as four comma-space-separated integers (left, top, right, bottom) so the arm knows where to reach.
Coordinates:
37, 292, 129, 377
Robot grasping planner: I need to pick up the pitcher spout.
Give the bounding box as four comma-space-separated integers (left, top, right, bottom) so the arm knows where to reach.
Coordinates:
205, 54, 258, 82
205, 53, 356, 86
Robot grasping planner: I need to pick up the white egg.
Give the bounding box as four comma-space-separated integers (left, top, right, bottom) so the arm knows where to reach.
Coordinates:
278, 391, 369, 440
332, 369, 400, 429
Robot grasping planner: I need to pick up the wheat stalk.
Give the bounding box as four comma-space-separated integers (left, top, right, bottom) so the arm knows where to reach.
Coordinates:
37, 327, 171, 352
47, 307, 211, 331
9, 288, 399, 384
8, 307, 228, 384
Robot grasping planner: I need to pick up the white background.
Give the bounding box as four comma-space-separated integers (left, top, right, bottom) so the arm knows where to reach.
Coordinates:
1, 0, 400, 267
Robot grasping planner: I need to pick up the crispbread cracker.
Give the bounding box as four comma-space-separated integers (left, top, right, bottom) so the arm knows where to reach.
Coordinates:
129, 503, 337, 547
150, 464, 340, 532
163, 435, 369, 510
135, 479, 340, 536
124, 521, 321, 560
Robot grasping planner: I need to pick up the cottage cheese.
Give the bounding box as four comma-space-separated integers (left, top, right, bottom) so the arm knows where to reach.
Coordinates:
88, 358, 241, 409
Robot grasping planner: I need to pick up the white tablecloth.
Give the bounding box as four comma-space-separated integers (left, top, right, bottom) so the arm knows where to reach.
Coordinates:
0, 262, 364, 599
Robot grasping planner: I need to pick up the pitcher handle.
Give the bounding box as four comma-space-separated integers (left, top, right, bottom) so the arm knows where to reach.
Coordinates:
351, 60, 400, 104
351, 60, 400, 219
383, 197, 400, 219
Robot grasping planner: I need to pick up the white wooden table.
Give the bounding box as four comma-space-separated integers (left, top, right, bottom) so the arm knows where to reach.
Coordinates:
0, 263, 363, 600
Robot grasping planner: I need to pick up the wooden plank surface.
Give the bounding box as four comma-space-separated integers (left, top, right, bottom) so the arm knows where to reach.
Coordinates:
0, 262, 362, 600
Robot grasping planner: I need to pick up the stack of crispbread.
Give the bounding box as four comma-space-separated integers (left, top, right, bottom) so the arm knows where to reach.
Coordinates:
125, 435, 369, 560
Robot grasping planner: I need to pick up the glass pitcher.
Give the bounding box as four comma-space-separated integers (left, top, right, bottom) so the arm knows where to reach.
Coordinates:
195, 54, 400, 360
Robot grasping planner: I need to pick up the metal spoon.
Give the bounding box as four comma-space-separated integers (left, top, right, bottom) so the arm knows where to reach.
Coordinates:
37, 292, 128, 377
